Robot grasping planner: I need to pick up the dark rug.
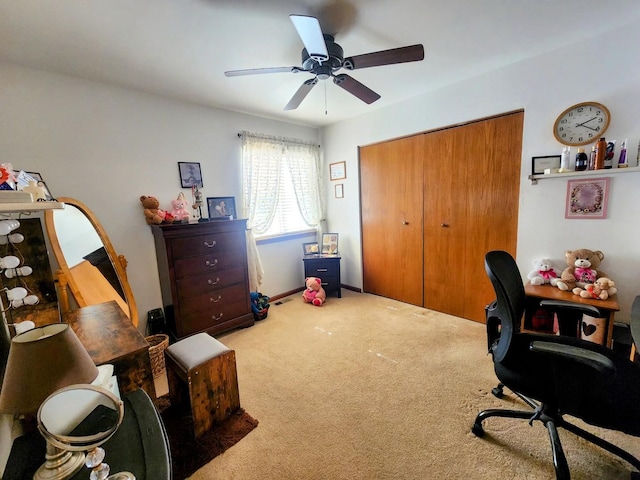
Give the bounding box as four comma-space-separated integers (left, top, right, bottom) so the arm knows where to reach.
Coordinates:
158, 396, 259, 480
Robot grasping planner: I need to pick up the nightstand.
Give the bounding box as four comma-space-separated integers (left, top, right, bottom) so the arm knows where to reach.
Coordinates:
303, 255, 341, 298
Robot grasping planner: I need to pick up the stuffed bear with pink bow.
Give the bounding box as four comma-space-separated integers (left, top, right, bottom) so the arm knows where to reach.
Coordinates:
527, 258, 560, 286
555, 248, 613, 293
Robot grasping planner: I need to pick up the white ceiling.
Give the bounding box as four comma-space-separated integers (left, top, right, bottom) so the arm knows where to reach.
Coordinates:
2, 0, 640, 127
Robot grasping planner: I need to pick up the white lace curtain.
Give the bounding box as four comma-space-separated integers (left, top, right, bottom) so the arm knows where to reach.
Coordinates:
240, 131, 325, 290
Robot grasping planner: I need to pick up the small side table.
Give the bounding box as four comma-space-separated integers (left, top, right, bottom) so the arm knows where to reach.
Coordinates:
303, 255, 341, 298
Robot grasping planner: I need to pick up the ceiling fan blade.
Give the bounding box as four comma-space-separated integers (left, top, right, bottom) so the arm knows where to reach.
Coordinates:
225, 66, 302, 77
290, 14, 328, 62
343, 44, 424, 70
284, 77, 319, 111
333, 74, 380, 104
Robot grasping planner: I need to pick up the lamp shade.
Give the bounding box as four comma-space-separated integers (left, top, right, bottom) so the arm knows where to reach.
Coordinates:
0, 323, 99, 415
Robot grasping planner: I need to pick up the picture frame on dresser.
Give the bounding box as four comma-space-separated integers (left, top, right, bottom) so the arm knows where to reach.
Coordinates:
207, 196, 236, 219
303, 242, 319, 255
321, 233, 339, 254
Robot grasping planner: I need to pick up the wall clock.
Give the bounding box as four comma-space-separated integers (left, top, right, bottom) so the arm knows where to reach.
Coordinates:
553, 101, 610, 146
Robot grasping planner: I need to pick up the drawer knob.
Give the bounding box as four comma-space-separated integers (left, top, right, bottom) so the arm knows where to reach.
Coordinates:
204, 240, 217, 248
210, 295, 222, 303
208, 277, 220, 285
205, 259, 218, 267
317, 268, 328, 272
212, 313, 224, 321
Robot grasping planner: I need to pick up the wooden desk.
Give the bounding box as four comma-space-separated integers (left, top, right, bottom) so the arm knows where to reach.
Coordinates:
525, 283, 620, 348
64, 301, 156, 402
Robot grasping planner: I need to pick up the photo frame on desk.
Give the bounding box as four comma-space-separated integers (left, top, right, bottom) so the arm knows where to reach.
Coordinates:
303, 242, 319, 255
207, 196, 236, 219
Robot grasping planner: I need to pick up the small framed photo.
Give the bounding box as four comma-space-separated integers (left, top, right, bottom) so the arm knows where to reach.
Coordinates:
531, 155, 561, 175
321, 233, 339, 254
335, 184, 344, 198
329, 161, 346, 181
303, 242, 319, 255
565, 177, 610, 219
207, 196, 236, 219
178, 162, 203, 188
24, 172, 54, 201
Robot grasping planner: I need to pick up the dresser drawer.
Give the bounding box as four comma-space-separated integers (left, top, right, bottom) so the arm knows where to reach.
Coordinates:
304, 259, 339, 277
180, 299, 250, 337
179, 283, 248, 318
174, 249, 244, 279
171, 230, 244, 259
176, 266, 246, 300
319, 275, 338, 293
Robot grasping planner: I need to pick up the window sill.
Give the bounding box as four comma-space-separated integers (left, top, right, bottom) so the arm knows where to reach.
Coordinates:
255, 229, 316, 245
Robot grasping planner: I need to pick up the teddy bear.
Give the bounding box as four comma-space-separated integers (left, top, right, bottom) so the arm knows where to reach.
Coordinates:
302, 277, 326, 306
526, 258, 559, 286
555, 248, 610, 292
170, 192, 191, 222
140, 195, 171, 225
572, 277, 617, 300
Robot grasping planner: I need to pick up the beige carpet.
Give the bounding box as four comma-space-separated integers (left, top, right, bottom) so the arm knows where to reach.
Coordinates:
185, 290, 640, 479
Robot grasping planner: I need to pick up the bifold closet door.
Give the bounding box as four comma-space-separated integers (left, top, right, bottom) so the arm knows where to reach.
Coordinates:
360, 136, 424, 306
423, 112, 522, 322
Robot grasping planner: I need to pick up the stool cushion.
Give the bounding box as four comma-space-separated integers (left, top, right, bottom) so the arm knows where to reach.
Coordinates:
166, 333, 230, 370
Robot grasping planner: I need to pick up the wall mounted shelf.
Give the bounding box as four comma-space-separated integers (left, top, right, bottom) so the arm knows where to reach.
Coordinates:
0, 201, 65, 213
528, 166, 640, 184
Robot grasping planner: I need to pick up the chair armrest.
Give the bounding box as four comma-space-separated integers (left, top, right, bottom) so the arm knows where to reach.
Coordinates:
539, 299, 602, 318
530, 340, 615, 374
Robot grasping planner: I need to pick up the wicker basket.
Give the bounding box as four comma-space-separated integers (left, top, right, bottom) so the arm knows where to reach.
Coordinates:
146, 334, 169, 379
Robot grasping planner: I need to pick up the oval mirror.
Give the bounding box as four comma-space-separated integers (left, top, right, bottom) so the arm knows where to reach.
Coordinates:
44, 197, 138, 326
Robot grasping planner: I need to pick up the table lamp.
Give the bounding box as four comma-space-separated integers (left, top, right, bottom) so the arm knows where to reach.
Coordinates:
0, 323, 99, 479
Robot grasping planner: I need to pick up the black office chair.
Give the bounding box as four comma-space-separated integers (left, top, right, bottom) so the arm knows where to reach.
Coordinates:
472, 250, 640, 479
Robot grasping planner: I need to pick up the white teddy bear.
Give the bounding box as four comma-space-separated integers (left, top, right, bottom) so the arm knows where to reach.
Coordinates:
527, 258, 560, 286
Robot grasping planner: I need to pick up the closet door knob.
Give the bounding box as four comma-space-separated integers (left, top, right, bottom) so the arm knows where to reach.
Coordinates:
441, 223, 449, 227
402, 221, 409, 225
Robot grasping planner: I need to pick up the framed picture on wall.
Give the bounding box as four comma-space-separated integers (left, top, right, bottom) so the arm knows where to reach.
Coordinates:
329, 161, 346, 181
207, 196, 236, 219
178, 162, 203, 188
565, 177, 610, 219
321, 233, 339, 254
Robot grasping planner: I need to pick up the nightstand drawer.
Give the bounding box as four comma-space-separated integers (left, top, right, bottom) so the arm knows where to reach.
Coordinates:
304, 260, 339, 277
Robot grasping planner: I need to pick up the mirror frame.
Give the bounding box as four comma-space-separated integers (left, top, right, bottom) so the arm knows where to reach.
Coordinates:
44, 197, 139, 327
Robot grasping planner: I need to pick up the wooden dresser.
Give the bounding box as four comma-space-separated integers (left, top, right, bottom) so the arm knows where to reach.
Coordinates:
152, 220, 254, 340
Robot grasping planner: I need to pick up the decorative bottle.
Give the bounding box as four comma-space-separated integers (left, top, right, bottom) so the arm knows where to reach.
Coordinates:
575, 147, 588, 171
594, 137, 606, 170
618, 139, 628, 168
588, 146, 597, 170
560, 146, 571, 171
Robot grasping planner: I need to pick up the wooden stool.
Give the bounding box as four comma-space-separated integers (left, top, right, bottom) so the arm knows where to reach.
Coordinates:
165, 333, 240, 439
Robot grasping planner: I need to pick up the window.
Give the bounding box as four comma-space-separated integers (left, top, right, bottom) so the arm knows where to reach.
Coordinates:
240, 132, 324, 239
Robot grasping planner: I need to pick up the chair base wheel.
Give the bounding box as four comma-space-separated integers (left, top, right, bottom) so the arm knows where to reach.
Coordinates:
471, 423, 485, 437
492, 384, 504, 398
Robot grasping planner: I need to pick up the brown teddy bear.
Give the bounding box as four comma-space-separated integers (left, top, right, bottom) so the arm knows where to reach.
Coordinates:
140, 195, 165, 225
573, 277, 617, 300
555, 248, 609, 292
302, 277, 326, 306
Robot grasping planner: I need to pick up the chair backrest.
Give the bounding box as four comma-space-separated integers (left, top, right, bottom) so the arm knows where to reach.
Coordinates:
484, 251, 526, 362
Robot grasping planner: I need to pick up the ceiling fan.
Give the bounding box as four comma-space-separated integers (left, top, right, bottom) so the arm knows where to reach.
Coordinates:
224, 14, 425, 111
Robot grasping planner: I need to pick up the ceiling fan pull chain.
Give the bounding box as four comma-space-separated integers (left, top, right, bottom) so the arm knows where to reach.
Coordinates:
324, 81, 328, 115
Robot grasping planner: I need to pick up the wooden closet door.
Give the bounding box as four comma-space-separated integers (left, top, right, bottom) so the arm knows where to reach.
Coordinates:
461, 113, 522, 321
360, 137, 423, 305
423, 112, 522, 322
422, 125, 474, 318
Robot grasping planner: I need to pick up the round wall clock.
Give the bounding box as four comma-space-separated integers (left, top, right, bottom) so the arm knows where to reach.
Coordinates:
553, 101, 610, 146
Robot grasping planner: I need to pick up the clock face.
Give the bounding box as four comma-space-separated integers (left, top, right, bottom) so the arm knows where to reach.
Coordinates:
553, 102, 610, 146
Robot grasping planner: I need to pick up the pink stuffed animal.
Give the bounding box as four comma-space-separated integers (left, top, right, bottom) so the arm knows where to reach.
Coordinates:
171, 192, 191, 221
302, 277, 326, 306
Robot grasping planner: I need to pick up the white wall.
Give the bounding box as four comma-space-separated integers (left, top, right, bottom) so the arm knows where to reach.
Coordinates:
322, 20, 640, 323
0, 62, 319, 330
